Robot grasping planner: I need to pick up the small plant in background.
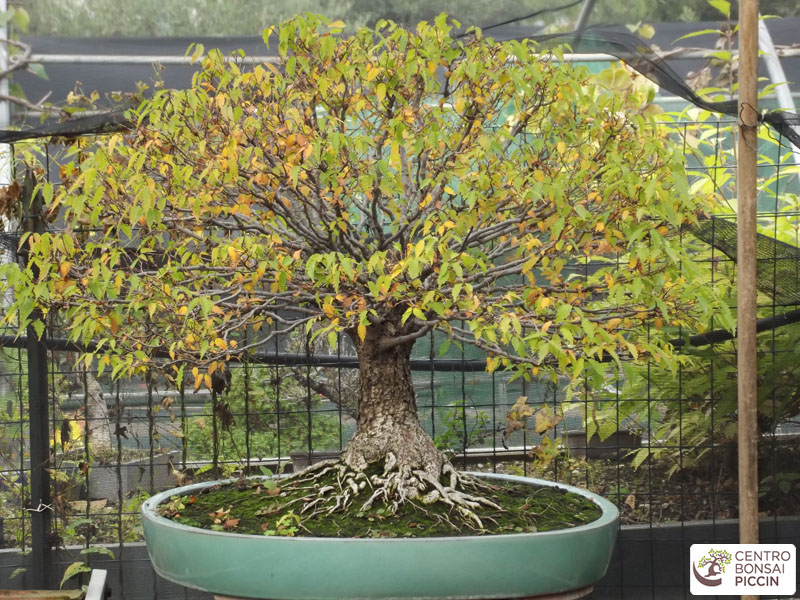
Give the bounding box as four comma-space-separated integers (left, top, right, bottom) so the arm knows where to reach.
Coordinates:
433, 403, 491, 454
184, 365, 343, 464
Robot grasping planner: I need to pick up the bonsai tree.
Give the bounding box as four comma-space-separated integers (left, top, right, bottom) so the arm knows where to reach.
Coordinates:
3, 15, 727, 526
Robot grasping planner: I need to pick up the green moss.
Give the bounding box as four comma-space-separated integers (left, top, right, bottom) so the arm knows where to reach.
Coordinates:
159, 473, 602, 538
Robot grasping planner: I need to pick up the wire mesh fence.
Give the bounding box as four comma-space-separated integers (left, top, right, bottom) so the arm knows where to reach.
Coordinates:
0, 112, 798, 599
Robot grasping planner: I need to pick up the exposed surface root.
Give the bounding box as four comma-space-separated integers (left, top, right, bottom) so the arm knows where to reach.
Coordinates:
282, 457, 503, 531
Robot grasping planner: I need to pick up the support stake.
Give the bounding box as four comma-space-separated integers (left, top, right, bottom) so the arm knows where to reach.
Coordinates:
736, 2, 760, 599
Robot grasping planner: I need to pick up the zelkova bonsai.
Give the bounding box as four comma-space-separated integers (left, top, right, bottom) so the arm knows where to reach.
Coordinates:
5, 15, 725, 530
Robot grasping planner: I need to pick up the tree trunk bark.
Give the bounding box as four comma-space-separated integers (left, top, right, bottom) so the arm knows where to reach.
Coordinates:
80, 363, 113, 453
341, 322, 443, 480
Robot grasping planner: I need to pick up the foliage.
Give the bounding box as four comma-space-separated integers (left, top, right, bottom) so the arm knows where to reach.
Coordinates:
2, 15, 727, 395
60, 545, 114, 589
184, 365, 343, 461
586, 2, 800, 478
617, 322, 800, 476
433, 402, 491, 452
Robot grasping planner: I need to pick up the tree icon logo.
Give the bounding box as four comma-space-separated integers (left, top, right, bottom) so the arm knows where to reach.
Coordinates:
692, 548, 732, 587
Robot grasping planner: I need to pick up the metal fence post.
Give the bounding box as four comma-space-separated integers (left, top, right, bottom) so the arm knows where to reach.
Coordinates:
22, 169, 51, 587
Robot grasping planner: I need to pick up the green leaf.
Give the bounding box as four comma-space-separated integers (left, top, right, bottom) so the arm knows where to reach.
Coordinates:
674, 28, 723, 42
32, 319, 44, 339
80, 546, 115, 558
375, 83, 386, 103
708, 0, 730, 17
60, 561, 91, 588
27, 62, 48, 80
11, 7, 30, 32
631, 447, 650, 469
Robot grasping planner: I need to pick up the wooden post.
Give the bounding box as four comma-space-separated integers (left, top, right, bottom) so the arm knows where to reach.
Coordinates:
736, 2, 759, 598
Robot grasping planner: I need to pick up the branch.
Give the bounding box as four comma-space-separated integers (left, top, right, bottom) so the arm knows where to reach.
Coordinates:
377, 323, 434, 352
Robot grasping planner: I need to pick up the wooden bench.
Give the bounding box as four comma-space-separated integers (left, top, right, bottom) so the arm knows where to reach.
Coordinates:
0, 570, 107, 600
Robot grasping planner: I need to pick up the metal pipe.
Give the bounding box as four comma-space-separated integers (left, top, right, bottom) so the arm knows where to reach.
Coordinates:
573, 0, 598, 33
30, 53, 280, 65
27, 47, 800, 66
758, 18, 800, 179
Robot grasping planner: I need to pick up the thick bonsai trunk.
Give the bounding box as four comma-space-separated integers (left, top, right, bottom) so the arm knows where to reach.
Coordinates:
341, 328, 444, 480
289, 319, 499, 528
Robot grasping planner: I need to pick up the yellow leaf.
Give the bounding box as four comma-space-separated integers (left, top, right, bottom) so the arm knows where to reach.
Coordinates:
541, 321, 552, 334
203, 374, 212, 390
556, 141, 566, 154
366, 66, 381, 81
215, 338, 228, 351
328, 19, 345, 28
607, 318, 622, 330
533, 170, 545, 183
107, 134, 121, 155
228, 246, 239, 266
534, 406, 562, 434
357, 323, 367, 342
59, 262, 71, 278
444, 185, 455, 195
375, 83, 386, 103
595, 221, 605, 232
178, 306, 188, 316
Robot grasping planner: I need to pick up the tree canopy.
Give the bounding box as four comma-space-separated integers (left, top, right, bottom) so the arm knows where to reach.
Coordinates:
4, 14, 728, 390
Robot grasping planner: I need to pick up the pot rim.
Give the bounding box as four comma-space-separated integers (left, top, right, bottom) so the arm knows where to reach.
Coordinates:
142, 471, 619, 542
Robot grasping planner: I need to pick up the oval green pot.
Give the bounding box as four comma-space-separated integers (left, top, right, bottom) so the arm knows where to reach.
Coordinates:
141, 472, 618, 599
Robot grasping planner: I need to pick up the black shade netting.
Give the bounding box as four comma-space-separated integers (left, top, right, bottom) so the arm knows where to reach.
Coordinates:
0, 25, 798, 150
690, 217, 800, 306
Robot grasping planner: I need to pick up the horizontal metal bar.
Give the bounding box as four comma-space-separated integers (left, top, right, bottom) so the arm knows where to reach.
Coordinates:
2, 308, 799, 372
30, 53, 280, 65
28, 47, 800, 66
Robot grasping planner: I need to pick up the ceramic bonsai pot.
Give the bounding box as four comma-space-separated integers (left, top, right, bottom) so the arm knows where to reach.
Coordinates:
141, 472, 619, 600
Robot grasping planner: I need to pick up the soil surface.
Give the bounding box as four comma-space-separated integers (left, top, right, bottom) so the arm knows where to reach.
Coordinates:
158, 471, 602, 537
